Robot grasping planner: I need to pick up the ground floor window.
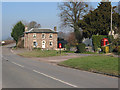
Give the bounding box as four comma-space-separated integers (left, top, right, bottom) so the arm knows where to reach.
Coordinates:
33, 41, 37, 47
49, 41, 53, 46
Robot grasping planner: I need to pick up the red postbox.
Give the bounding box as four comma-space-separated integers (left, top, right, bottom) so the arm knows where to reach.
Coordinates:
101, 38, 109, 46
59, 43, 62, 48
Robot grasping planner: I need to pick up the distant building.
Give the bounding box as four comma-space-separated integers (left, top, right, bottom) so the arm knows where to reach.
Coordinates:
24, 26, 58, 50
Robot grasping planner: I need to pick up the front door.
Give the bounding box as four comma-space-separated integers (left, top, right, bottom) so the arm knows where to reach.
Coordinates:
42, 41, 45, 48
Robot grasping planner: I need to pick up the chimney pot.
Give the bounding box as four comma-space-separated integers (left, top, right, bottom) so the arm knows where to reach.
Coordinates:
54, 26, 57, 32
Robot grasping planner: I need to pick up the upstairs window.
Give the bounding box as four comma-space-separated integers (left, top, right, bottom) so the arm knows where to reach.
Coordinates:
49, 34, 53, 38
42, 34, 45, 38
33, 33, 36, 38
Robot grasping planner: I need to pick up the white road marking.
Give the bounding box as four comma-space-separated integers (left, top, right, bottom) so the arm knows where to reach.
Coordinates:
11, 62, 24, 68
33, 70, 78, 88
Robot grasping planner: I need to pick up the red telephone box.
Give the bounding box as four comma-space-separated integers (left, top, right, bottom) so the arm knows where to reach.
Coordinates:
59, 43, 62, 48
101, 38, 109, 46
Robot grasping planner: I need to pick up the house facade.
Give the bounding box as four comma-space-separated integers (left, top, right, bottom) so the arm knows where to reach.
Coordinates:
24, 26, 58, 50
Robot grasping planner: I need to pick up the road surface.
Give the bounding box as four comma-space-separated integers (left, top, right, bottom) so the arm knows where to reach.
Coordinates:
2, 44, 118, 88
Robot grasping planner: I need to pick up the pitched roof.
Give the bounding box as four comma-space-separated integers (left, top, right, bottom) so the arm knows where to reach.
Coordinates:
25, 28, 57, 34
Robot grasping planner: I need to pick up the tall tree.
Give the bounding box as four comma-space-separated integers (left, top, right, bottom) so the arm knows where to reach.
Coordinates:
59, 2, 88, 43
78, 2, 119, 38
11, 21, 25, 44
28, 21, 41, 30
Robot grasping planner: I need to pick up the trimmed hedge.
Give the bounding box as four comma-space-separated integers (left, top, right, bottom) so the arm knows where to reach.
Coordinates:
92, 35, 113, 52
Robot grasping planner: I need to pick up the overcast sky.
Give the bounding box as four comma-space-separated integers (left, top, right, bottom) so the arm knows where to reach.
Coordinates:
2, 2, 118, 40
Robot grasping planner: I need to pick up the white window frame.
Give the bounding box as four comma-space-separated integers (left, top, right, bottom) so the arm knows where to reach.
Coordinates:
33, 33, 36, 38
49, 41, 53, 47
42, 40, 46, 48
33, 41, 37, 47
42, 33, 45, 39
49, 33, 53, 38
42, 40, 46, 44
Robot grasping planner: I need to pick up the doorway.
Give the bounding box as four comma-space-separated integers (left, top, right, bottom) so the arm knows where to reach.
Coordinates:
42, 40, 45, 48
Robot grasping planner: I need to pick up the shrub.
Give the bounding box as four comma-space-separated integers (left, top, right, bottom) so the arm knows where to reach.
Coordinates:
113, 46, 120, 54
118, 46, 120, 53
33, 48, 41, 50
65, 44, 71, 51
76, 43, 86, 53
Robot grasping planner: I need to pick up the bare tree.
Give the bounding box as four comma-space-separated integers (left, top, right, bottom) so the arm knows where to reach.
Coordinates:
28, 21, 41, 30
59, 2, 88, 28
58, 2, 89, 45
67, 32, 77, 46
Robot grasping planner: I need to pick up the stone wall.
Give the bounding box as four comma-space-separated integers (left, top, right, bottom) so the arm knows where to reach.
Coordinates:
24, 33, 57, 50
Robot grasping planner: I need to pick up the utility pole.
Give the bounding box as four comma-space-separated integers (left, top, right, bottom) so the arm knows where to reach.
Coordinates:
111, 1, 113, 35
110, 1, 113, 53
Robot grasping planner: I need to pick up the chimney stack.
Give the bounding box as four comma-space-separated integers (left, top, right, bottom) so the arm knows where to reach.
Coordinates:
25, 26, 28, 32
54, 26, 57, 32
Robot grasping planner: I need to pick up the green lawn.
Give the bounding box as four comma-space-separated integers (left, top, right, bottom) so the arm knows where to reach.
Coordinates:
19, 49, 67, 57
59, 55, 119, 76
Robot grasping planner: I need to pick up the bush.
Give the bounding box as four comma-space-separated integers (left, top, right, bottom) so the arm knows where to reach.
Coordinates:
65, 44, 70, 51
33, 48, 41, 50
113, 46, 120, 54
76, 43, 86, 53
118, 46, 120, 53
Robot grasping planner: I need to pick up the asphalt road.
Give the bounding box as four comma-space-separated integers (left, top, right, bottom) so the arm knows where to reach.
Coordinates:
2, 44, 118, 88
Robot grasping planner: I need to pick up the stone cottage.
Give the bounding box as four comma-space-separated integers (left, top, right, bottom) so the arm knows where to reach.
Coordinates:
24, 26, 58, 50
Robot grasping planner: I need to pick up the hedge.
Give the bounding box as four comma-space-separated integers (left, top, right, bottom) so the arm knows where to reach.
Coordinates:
92, 35, 113, 52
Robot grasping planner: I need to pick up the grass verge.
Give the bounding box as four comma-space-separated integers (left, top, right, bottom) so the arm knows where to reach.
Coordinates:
18, 49, 67, 57
59, 55, 119, 76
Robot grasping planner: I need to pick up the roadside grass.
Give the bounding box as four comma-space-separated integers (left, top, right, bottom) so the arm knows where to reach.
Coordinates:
59, 55, 119, 76
19, 49, 67, 57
